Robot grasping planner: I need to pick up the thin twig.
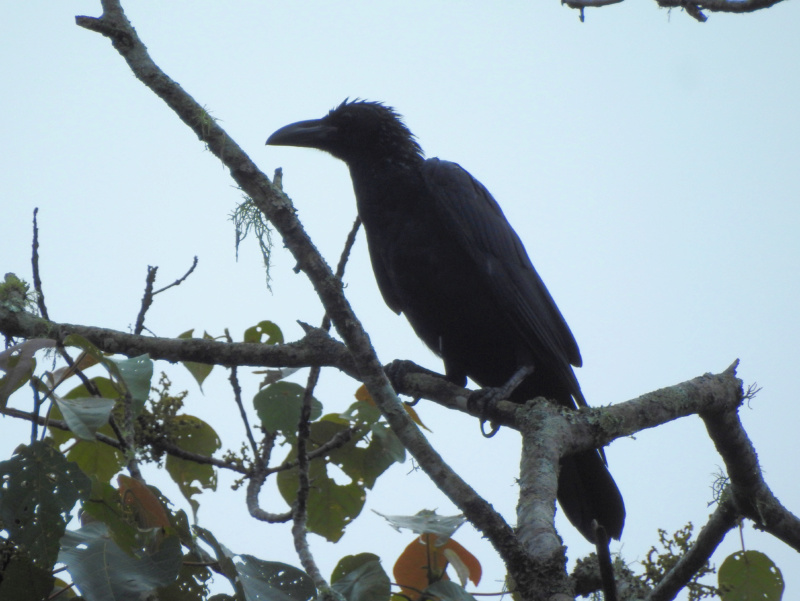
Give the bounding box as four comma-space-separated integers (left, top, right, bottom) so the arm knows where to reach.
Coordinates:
268, 428, 355, 474
133, 265, 158, 336
247, 430, 293, 523
292, 365, 331, 593
321, 216, 361, 332
2, 406, 122, 448
56, 347, 100, 398
223, 328, 260, 459
153, 256, 198, 294
155, 439, 248, 473
3, 404, 252, 474
31, 208, 49, 320
229, 365, 259, 459
134, 257, 198, 336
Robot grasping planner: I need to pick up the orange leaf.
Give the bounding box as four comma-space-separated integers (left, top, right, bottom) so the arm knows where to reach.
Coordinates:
402, 402, 431, 432
355, 384, 374, 405
393, 534, 481, 600
117, 475, 170, 530
394, 534, 448, 600
441, 537, 481, 586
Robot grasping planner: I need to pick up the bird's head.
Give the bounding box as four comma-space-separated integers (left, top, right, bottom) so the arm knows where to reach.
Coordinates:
266, 99, 423, 165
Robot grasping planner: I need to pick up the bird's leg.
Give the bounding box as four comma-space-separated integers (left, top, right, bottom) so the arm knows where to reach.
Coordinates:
383, 359, 445, 405
468, 365, 535, 437
497, 364, 536, 399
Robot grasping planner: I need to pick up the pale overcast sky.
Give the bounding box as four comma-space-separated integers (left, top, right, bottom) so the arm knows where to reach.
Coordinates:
2, 2, 799, 598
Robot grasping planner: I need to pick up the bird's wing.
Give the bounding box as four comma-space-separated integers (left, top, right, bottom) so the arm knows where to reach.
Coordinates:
422, 158, 583, 371
361, 227, 404, 315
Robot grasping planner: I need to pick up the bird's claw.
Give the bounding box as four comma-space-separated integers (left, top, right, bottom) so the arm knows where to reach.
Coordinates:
480, 419, 501, 438
467, 386, 505, 436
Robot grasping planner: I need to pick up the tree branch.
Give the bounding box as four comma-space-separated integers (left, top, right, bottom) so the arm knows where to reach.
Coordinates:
246, 425, 290, 523
31, 208, 49, 321
702, 405, 800, 551
563, 0, 787, 22
0, 306, 358, 377
228, 365, 260, 460
134, 266, 158, 336
515, 406, 571, 596
657, 0, 786, 22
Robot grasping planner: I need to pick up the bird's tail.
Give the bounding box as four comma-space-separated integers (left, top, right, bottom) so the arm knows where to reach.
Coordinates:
557, 450, 625, 542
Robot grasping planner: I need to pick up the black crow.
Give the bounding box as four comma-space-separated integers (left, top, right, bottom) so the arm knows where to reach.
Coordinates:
267, 100, 624, 542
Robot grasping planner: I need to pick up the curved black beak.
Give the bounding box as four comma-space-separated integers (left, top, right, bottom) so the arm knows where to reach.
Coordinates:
266, 119, 337, 149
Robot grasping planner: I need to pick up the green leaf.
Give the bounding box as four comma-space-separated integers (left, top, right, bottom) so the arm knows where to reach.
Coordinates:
54, 396, 116, 440
277, 439, 366, 542
156, 550, 213, 600
236, 554, 315, 601
165, 415, 221, 517
361, 423, 405, 488
46, 377, 121, 447
331, 403, 404, 488
0, 339, 54, 408
194, 527, 243, 597
719, 550, 784, 601
243, 320, 284, 344
112, 354, 154, 404
332, 557, 390, 601
253, 381, 322, 435
274, 412, 403, 542
67, 440, 125, 483
59, 522, 182, 598
184, 360, 213, 389
177, 329, 215, 389
58, 337, 153, 417
312, 418, 401, 491
423, 580, 477, 601
332, 553, 381, 584
0, 549, 55, 601
63, 376, 120, 400
0, 441, 90, 567
341, 399, 383, 425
